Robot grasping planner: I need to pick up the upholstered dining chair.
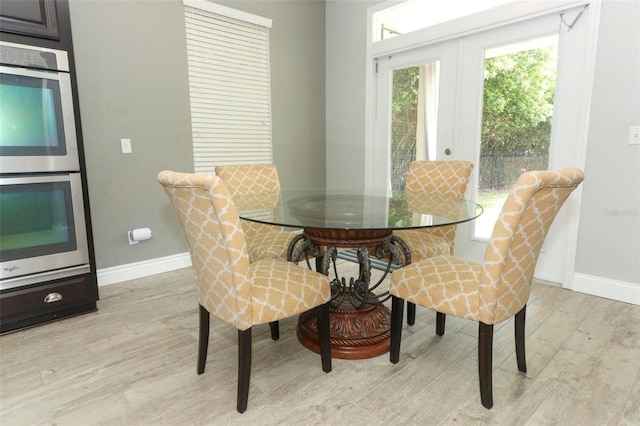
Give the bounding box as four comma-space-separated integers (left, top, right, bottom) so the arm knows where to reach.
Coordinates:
214, 164, 296, 263
216, 163, 324, 341
389, 168, 584, 409
158, 170, 332, 413
394, 160, 474, 325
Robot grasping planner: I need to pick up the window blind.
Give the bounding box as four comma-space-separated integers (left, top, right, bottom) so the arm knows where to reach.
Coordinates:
184, 2, 273, 173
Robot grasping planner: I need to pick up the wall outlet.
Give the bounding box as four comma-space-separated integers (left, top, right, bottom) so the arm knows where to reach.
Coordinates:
121, 138, 132, 153
630, 126, 640, 145
127, 231, 138, 245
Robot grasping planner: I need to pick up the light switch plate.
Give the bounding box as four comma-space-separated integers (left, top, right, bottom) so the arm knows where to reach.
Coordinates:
121, 138, 132, 153
629, 126, 640, 145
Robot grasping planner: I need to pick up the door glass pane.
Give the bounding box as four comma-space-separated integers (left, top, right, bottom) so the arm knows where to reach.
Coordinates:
390, 61, 440, 192
475, 36, 558, 239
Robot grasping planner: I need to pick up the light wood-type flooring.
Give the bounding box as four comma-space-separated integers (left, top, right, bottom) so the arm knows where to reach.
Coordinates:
1, 260, 639, 425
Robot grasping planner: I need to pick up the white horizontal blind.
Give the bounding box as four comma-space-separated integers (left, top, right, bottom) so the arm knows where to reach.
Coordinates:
184, 3, 272, 173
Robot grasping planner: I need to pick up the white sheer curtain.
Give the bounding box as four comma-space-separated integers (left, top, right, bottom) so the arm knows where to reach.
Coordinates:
417, 62, 440, 162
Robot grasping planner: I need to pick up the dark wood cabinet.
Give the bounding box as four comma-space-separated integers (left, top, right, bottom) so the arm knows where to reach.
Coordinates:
0, 0, 60, 40
0, 276, 98, 333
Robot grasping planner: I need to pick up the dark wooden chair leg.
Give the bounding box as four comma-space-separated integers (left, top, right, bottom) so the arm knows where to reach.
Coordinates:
515, 305, 527, 373
269, 321, 280, 341
390, 296, 404, 364
407, 302, 416, 325
316, 302, 332, 373
478, 322, 494, 409
436, 312, 446, 336
237, 328, 252, 413
197, 305, 210, 375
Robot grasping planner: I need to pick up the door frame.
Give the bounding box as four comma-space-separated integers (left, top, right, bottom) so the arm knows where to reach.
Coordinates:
365, 0, 601, 289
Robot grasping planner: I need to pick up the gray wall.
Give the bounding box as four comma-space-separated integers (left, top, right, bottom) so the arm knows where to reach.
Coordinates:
68, 0, 326, 270
325, 0, 380, 188
69, 0, 193, 270
574, 0, 640, 284
325, 1, 640, 288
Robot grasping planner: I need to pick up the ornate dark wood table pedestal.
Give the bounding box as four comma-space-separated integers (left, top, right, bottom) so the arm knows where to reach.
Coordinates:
297, 294, 392, 360
289, 228, 408, 360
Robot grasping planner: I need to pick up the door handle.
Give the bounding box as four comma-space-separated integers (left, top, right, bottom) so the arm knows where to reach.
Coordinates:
444, 148, 451, 155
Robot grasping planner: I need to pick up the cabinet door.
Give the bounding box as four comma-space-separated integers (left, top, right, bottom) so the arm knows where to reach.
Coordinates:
0, 0, 59, 40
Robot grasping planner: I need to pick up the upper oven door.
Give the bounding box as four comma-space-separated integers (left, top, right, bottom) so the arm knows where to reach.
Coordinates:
0, 65, 79, 173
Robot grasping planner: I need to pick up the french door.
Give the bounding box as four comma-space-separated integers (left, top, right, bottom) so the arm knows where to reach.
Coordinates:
371, 6, 594, 285
372, 40, 458, 191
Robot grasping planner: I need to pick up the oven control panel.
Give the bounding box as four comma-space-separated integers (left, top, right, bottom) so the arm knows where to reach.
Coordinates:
0, 41, 68, 71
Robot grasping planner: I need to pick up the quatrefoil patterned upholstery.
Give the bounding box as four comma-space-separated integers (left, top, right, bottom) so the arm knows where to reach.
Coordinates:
390, 168, 584, 325
215, 164, 296, 263
158, 171, 331, 331
394, 160, 474, 261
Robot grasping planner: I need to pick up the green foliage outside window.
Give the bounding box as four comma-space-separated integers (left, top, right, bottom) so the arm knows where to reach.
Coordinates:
481, 46, 557, 154
390, 45, 557, 192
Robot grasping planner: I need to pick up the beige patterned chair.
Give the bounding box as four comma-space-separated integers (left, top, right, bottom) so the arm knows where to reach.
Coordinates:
389, 168, 584, 409
394, 160, 474, 325
214, 164, 296, 264
158, 170, 332, 413
216, 163, 324, 340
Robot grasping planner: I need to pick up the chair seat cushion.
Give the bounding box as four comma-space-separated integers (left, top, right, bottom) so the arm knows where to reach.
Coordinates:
245, 229, 296, 262
249, 259, 331, 324
393, 229, 451, 262
390, 254, 481, 321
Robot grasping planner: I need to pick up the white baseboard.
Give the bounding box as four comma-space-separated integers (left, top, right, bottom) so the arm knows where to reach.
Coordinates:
573, 273, 640, 305
95, 255, 640, 306
97, 252, 192, 287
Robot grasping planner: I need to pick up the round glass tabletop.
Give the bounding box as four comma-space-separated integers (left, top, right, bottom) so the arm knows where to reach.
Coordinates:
236, 187, 483, 231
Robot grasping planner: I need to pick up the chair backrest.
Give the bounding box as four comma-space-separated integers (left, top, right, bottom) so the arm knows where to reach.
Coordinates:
158, 171, 253, 330
478, 168, 584, 324
215, 163, 281, 197
405, 160, 474, 251
405, 160, 474, 196
215, 163, 284, 237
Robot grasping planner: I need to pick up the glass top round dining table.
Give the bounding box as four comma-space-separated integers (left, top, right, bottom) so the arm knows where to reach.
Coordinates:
234, 187, 483, 360
235, 187, 483, 231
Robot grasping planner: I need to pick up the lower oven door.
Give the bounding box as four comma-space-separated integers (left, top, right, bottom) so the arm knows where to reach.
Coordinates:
0, 173, 90, 290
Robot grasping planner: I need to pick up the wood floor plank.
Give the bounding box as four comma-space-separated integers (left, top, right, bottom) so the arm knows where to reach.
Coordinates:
353, 331, 477, 421
621, 374, 640, 425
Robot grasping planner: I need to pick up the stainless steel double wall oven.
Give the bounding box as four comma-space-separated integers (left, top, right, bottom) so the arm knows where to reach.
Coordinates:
0, 38, 96, 332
